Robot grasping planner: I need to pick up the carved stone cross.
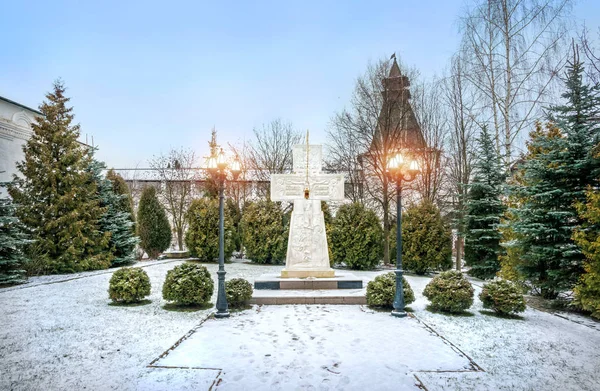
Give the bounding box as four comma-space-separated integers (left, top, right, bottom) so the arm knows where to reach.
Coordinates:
271, 144, 345, 278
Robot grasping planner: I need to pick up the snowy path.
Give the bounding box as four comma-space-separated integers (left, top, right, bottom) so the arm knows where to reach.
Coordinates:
1, 262, 600, 390
155, 305, 475, 390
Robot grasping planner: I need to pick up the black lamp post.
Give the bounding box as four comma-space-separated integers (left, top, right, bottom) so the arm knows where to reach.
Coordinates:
207, 148, 241, 319
386, 152, 420, 318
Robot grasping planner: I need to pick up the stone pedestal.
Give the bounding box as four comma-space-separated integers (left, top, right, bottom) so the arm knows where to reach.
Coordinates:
254, 273, 363, 290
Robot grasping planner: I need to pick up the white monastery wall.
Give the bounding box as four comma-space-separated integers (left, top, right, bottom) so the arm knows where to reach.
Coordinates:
0, 98, 39, 197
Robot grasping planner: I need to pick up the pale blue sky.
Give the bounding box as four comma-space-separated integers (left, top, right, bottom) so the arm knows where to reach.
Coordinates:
2, 0, 598, 168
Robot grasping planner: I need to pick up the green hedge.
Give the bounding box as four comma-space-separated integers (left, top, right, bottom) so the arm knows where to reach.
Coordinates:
162, 263, 214, 305
185, 198, 235, 261
423, 270, 474, 313
225, 278, 253, 307
366, 272, 415, 308
479, 279, 526, 315
108, 267, 151, 303
330, 203, 383, 270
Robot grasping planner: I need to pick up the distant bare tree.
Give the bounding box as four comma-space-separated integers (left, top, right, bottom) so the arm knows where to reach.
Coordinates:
246, 119, 301, 198
227, 141, 253, 207
148, 148, 198, 250
326, 120, 365, 203
411, 77, 449, 206
579, 26, 600, 84
460, 0, 573, 164
329, 57, 424, 264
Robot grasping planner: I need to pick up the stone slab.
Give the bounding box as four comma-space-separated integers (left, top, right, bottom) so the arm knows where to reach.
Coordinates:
250, 288, 367, 305
254, 273, 364, 290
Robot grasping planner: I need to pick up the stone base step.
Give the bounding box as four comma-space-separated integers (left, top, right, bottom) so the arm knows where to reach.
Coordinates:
254, 273, 363, 290
250, 289, 366, 305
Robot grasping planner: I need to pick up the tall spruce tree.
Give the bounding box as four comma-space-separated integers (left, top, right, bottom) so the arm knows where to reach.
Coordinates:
464, 126, 506, 279
0, 193, 28, 285
89, 158, 138, 266
499, 124, 562, 285
8, 80, 112, 273
511, 50, 600, 298
137, 186, 172, 259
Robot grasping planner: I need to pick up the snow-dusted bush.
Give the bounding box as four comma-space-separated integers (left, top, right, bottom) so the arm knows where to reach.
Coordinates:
479, 279, 526, 315
162, 263, 214, 305
225, 278, 253, 308
366, 272, 414, 308
423, 270, 474, 313
108, 267, 151, 303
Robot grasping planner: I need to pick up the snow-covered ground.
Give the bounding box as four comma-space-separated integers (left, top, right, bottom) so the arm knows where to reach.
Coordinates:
1, 260, 599, 390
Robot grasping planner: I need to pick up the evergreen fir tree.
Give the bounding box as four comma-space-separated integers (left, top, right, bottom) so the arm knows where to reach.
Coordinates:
499, 124, 561, 286
105, 169, 136, 232
8, 80, 111, 273
137, 186, 172, 259
464, 126, 506, 279
511, 50, 600, 298
0, 193, 29, 285
89, 158, 138, 266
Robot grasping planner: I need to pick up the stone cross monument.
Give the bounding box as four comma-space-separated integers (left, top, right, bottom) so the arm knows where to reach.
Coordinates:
271, 143, 345, 278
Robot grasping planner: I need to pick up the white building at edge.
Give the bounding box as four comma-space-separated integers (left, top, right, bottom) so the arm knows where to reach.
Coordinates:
0, 95, 41, 197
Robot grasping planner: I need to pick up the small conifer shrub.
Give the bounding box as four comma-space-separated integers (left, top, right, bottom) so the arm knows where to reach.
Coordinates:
241, 200, 287, 264
366, 272, 414, 308
398, 200, 452, 274
329, 202, 383, 270
108, 267, 151, 303
479, 279, 526, 315
423, 270, 474, 313
137, 186, 171, 259
162, 263, 214, 305
225, 278, 253, 308
0, 196, 28, 285
185, 198, 235, 262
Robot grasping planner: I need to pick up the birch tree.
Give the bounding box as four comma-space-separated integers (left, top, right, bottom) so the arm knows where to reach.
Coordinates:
460, 0, 573, 164
443, 54, 478, 271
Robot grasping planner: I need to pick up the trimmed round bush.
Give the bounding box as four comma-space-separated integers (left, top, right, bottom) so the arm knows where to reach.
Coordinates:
108, 267, 151, 303
479, 279, 526, 315
162, 263, 214, 305
241, 200, 287, 264
330, 202, 383, 270
423, 270, 474, 313
395, 200, 452, 274
225, 278, 253, 308
366, 272, 415, 308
